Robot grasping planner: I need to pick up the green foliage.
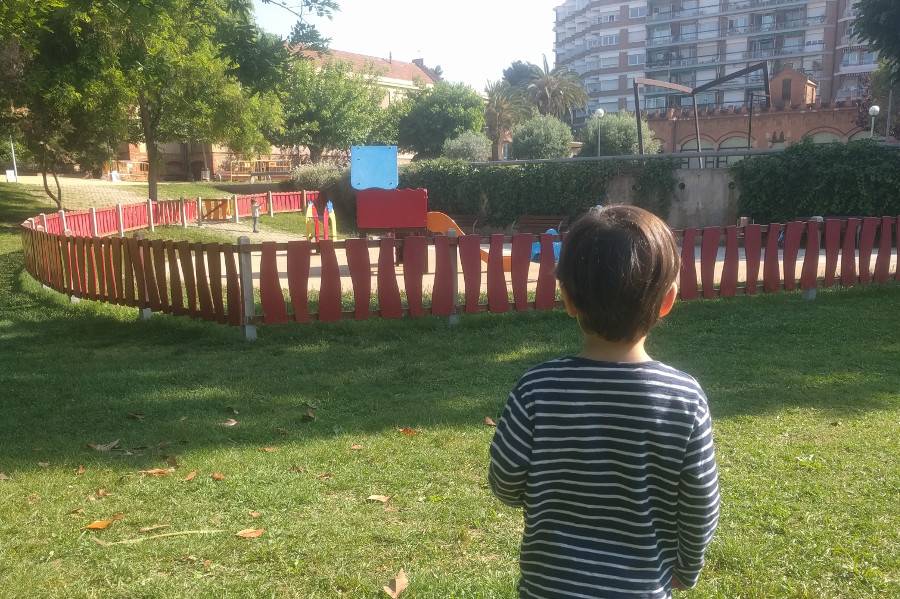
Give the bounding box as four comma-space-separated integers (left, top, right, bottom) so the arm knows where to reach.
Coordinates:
484, 80, 534, 161
285, 164, 355, 223
442, 131, 491, 162
729, 139, 900, 222
397, 82, 486, 160
524, 55, 589, 124
578, 110, 662, 157
399, 158, 678, 224
366, 100, 410, 146
510, 115, 573, 160
853, 0, 900, 81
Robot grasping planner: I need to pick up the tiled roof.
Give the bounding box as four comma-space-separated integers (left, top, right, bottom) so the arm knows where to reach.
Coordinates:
300, 48, 440, 84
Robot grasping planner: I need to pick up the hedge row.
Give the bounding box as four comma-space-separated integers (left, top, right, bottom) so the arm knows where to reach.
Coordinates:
285, 158, 679, 229
729, 139, 900, 223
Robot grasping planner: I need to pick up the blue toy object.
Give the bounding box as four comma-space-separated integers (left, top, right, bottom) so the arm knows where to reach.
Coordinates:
350, 146, 399, 190
530, 229, 562, 263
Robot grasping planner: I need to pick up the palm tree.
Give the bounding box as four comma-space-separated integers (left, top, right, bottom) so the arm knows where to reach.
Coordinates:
525, 54, 589, 124
484, 80, 533, 161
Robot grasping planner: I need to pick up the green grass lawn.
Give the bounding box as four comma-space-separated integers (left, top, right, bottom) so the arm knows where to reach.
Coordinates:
1, 183, 899, 598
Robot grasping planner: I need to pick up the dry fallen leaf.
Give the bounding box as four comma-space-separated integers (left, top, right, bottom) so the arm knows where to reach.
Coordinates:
166, 455, 179, 469
0, 472, 10, 480
366, 495, 391, 504
227, 407, 240, 415
183, 471, 197, 482
316, 473, 333, 481
127, 413, 145, 420
301, 409, 315, 421
74, 465, 86, 475
276, 428, 289, 435
289, 465, 307, 473
37, 462, 50, 468
97, 488, 114, 498
88, 440, 120, 452
485, 417, 497, 427
262, 447, 277, 452
349, 444, 363, 450
181, 555, 197, 563
26, 494, 39, 503
303, 402, 318, 410
139, 468, 173, 477
235, 528, 265, 538
383, 569, 409, 598
179, 416, 188, 421
397, 428, 421, 436
82, 513, 124, 530
212, 473, 226, 481
220, 419, 237, 427
140, 524, 171, 533
70, 507, 84, 515
204, 559, 210, 568
248, 511, 261, 518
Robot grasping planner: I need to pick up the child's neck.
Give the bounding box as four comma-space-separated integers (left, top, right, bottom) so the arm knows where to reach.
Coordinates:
579, 333, 652, 363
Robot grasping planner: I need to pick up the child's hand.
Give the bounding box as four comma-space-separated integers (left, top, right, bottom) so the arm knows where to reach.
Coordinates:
671, 576, 686, 591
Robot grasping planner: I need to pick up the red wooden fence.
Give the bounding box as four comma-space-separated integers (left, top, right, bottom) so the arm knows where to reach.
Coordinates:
20, 208, 900, 330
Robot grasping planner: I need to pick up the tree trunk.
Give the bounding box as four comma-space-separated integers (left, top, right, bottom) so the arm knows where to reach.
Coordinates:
309, 146, 325, 164
40, 148, 62, 210
138, 91, 158, 202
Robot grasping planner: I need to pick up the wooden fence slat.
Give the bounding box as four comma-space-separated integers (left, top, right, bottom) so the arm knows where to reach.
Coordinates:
166, 241, 184, 315
110, 237, 124, 304
60, 235, 73, 294
73, 236, 86, 296
127, 237, 147, 308
510, 234, 531, 311
700, 226, 720, 299
177, 240, 197, 315
457, 234, 482, 315
487, 234, 508, 313
123, 237, 136, 307
223, 244, 242, 326
679, 228, 699, 300
141, 239, 162, 311
102, 238, 116, 300
86, 236, 98, 299
858, 217, 878, 285
207, 243, 226, 324
318, 240, 342, 322
286, 241, 311, 323
840, 218, 860, 286
259, 241, 288, 324
535, 234, 557, 310
193, 242, 215, 321
720, 226, 739, 298
151, 240, 170, 312
873, 217, 893, 283
800, 220, 821, 290
377, 237, 403, 319
782, 220, 803, 292
763, 223, 782, 293
93, 237, 107, 300
431, 235, 454, 317
823, 219, 841, 287
896, 216, 900, 282
345, 238, 372, 320
743, 224, 762, 295
401, 236, 426, 318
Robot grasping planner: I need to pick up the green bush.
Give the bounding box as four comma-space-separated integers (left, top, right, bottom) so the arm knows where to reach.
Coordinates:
283, 164, 356, 225
442, 131, 491, 162
510, 115, 573, 160
729, 138, 900, 223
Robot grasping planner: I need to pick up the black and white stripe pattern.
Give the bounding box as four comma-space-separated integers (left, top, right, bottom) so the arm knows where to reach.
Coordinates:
489, 356, 719, 599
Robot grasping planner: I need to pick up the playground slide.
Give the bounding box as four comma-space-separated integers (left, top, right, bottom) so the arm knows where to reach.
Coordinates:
426, 211, 505, 269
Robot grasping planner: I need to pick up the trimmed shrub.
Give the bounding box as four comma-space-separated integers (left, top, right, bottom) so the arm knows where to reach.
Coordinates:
510, 115, 573, 160
442, 131, 492, 162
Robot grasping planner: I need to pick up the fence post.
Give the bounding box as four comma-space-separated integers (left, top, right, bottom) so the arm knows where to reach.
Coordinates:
39, 213, 47, 230
302, 190, 307, 210
116, 204, 124, 236
448, 228, 460, 326
267, 191, 274, 217
237, 236, 257, 341
802, 216, 824, 301
58, 209, 67, 232
64, 229, 80, 304
233, 194, 240, 224
135, 231, 152, 319
180, 197, 187, 228
197, 197, 203, 227
146, 198, 155, 232
89, 207, 98, 237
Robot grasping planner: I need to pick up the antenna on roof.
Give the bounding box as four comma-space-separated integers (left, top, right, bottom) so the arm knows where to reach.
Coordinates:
389, 52, 392, 64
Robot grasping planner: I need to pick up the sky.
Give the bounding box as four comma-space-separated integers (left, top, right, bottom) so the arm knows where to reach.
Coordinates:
251, 0, 559, 92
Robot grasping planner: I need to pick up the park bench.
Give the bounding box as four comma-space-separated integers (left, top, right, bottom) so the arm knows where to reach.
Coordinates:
512, 215, 569, 235
448, 215, 479, 235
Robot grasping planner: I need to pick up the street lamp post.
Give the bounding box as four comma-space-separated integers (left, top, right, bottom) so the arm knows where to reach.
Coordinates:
869, 105, 880, 138
594, 108, 605, 156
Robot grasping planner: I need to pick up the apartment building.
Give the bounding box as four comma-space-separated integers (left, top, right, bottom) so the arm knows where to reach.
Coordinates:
554, 0, 878, 116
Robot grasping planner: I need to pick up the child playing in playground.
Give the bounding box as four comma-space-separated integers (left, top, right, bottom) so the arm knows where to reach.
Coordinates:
250, 198, 260, 233
489, 204, 720, 599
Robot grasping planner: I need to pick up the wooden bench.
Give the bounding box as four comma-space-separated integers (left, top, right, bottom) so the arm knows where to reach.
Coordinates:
448, 215, 479, 235
512, 215, 569, 235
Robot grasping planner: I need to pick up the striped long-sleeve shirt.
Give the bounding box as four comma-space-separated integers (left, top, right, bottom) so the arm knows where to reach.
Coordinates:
489, 356, 719, 599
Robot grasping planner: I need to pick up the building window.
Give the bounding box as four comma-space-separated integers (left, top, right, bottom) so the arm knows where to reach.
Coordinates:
628, 53, 645, 66
600, 12, 620, 23
629, 6, 647, 18
600, 56, 619, 68
600, 35, 620, 46
599, 78, 619, 91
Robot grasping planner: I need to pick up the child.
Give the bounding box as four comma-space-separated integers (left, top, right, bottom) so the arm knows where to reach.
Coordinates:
250, 198, 260, 233
489, 205, 719, 599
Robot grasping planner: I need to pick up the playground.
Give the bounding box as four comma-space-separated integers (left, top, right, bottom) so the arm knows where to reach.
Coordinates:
2, 177, 900, 598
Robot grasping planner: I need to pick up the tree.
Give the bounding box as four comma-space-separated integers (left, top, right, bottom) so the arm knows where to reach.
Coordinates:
525, 55, 589, 123
273, 57, 385, 163
442, 130, 491, 162
502, 61, 533, 88
510, 115, 573, 160
484, 80, 534, 161
578, 110, 661, 157
853, 0, 900, 81
855, 63, 900, 139
397, 82, 486, 160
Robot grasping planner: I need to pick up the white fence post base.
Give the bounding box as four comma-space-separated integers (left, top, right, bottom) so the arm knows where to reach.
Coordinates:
238, 236, 257, 340
69, 296, 80, 304
139, 308, 152, 319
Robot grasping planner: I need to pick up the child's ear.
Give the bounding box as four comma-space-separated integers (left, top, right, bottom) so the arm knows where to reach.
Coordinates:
659, 283, 678, 318
560, 286, 578, 318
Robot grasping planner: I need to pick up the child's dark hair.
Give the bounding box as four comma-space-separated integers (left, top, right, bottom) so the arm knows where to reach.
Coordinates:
556, 204, 680, 342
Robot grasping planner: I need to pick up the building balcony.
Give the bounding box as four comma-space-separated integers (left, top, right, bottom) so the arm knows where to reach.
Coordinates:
838, 61, 879, 75
649, 16, 827, 47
